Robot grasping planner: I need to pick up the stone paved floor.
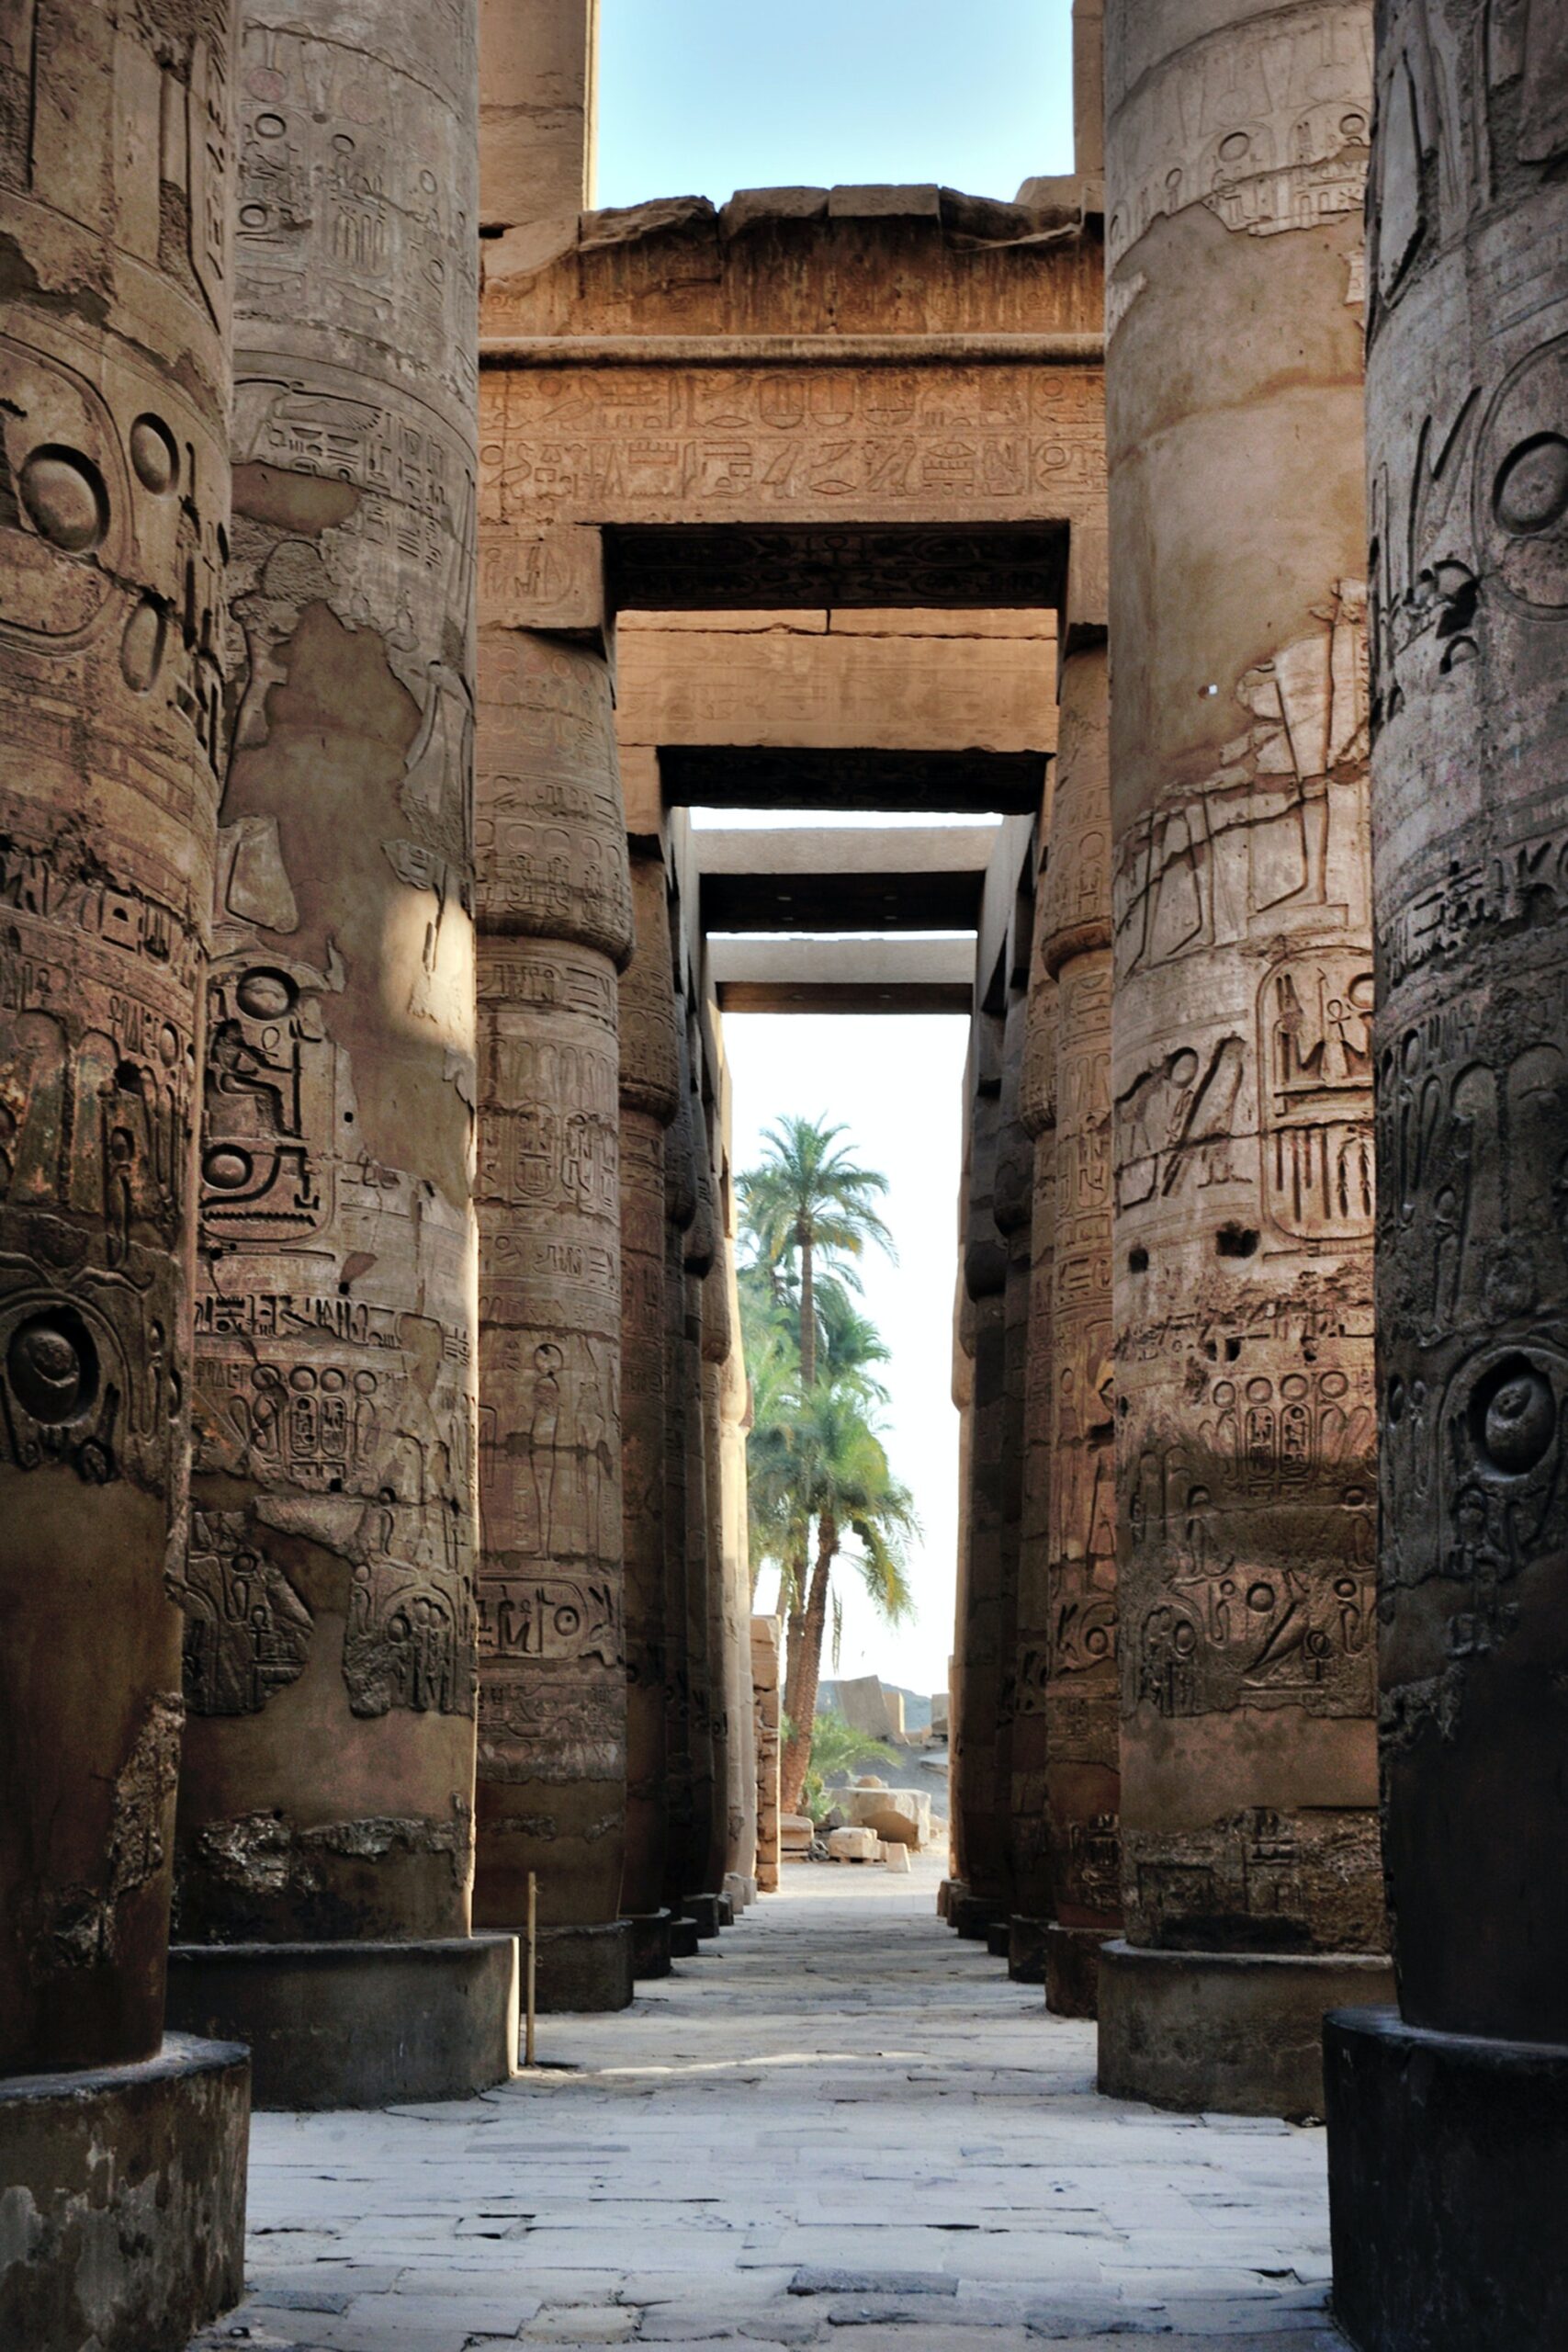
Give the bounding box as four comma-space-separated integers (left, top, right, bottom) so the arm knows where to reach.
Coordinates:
195, 1857, 1345, 2352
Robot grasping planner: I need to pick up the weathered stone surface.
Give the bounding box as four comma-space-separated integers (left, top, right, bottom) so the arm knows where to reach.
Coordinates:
1325, 7, 1568, 2341
0, 0, 236, 2078
472, 625, 633, 2005
843, 1789, 932, 1848
825, 1826, 881, 1863
1098, 1939, 1393, 2118
752, 1617, 784, 1891
1040, 640, 1121, 2017
178, 0, 486, 1988
479, 0, 592, 238
1103, 0, 1385, 2106
166, 1935, 517, 2105
620, 853, 680, 1927
0, 2037, 248, 2352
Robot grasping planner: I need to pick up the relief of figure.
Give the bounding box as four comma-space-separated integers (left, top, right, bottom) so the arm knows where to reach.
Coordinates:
528, 1341, 564, 1552
181, 1515, 313, 1715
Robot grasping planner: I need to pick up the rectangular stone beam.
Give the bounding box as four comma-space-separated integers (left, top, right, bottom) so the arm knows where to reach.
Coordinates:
660, 747, 1047, 814
707, 935, 975, 1013
698, 825, 996, 933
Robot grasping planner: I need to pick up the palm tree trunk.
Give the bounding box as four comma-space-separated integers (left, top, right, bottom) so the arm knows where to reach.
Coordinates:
798, 1227, 816, 1389
780, 1511, 837, 1817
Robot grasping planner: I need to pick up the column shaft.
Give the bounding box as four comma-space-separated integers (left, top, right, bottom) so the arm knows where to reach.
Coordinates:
1326, 10, 1568, 2340
472, 628, 632, 2014
1042, 645, 1122, 2018
618, 851, 679, 1965
1, 0, 232, 2076
1100, 0, 1392, 2114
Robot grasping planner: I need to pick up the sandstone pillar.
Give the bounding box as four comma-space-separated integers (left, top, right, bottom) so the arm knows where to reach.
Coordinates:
951, 1016, 1012, 1936
618, 849, 678, 1976
469, 625, 633, 2014
1325, 10, 1568, 2341
479, 0, 595, 254
0, 7, 249, 2336
1099, 0, 1393, 2115
751, 1617, 784, 1894
702, 1233, 735, 1913
679, 1028, 723, 1933
722, 1239, 759, 1908
992, 974, 1035, 1964
166, 0, 516, 2109
1040, 645, 1122, 2018
1009, 886, 1057, 1980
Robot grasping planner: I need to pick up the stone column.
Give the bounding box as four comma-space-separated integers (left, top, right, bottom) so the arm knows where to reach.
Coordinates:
993, 973, 1035, 1965
0, 7, 250, 2336
943, 1215, 976, 1921
679, 1023, 723, 1934
166, 0, 517, 2110
951, 1015, 1012, 1936
468, 625, 633, 2015
722, 1237, 759, 1908
1325, 10, 1568, 2341
751, 1616, 783, 1894
1040, 645, 1122, 2018
701, 1209, 735, 1915
660, 1008, 702, 1942
479, 0, 595, 256
1099, 0, 1393, 2116
618, 849, 678, 1976
1009, 884, 1057, 1980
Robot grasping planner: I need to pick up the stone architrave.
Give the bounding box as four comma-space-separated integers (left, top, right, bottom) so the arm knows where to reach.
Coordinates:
993, 973, 1035, 1961
618, 851, 680, 1975
167, 0, 517, 2110
1040, 643, 1122, 2018
1325, 9, 1568, 2342
951, 1014, 1012, 1936
1099, 0, 1394, 2116
471, 625, 634, 2016
0, 8, 250, 2338
1010, 873, 1058, 1983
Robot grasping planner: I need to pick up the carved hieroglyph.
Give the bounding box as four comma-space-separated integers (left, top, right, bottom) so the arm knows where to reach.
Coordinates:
1106, 1, 1385, 1962
1369, 0, 1568, 2045
177, 0, 482, 1947
1041, 645, 1122, 1982
0, 0, 236, 2071
473, 626, 632, 1946
618, 851, 680, 1919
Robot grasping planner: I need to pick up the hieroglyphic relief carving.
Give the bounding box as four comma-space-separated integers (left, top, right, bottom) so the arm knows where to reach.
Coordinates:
1105, 2, 1372, 281
473, 625, 631, 1941
179, 1510, 312, 1716
1106, 1, 1382, 1978
172, 0, 481, 1949
478, 363, 1105, 533
1, 0, 238, 2067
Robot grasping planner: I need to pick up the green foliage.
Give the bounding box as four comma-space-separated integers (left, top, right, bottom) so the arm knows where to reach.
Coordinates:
802, 1712, 897, 1823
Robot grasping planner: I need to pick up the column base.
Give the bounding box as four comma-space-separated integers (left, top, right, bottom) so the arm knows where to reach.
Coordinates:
682, 1892, 725, 1939
1325, 2007, 1568, 2352
1045, 1923, 1111, 2018
936, 1877, 955, 1920
1007, 1916, 1049, 1984
951, 1891, 1001, 1940
0, 2034, 248, 2352
670, 1915, 701, 1958
167, 1935, 518, 2108
535, 1921, 634, 2013
625, 1909, 672, 1979
1096, 1939, 1394, 2117
986, 1918, 1011, 1960
724, 1873, 758, 1911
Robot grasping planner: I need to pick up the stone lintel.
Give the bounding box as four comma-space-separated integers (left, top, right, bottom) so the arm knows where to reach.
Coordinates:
659, 747, 1047, 815
709, 935, 974, 1015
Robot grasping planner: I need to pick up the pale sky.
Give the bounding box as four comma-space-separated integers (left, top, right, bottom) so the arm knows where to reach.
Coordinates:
595, 12, 1075, 1697
596, 0, 1076, 210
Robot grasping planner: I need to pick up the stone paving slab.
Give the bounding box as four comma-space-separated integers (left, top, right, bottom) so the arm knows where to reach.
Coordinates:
191, 1860, 1346, 2352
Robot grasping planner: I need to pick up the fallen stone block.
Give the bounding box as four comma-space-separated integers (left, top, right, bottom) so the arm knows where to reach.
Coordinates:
844, 1787, 931, 1849
881, 1840, 912, 1874
825, 1826, 881, 1862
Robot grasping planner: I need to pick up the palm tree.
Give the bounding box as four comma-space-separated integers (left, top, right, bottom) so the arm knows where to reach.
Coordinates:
739, 1117, 896, 1387
777, 1385, 917, 1818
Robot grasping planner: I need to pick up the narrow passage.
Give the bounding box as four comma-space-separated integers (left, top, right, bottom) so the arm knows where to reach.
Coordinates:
201, 1863, 1342, 2351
